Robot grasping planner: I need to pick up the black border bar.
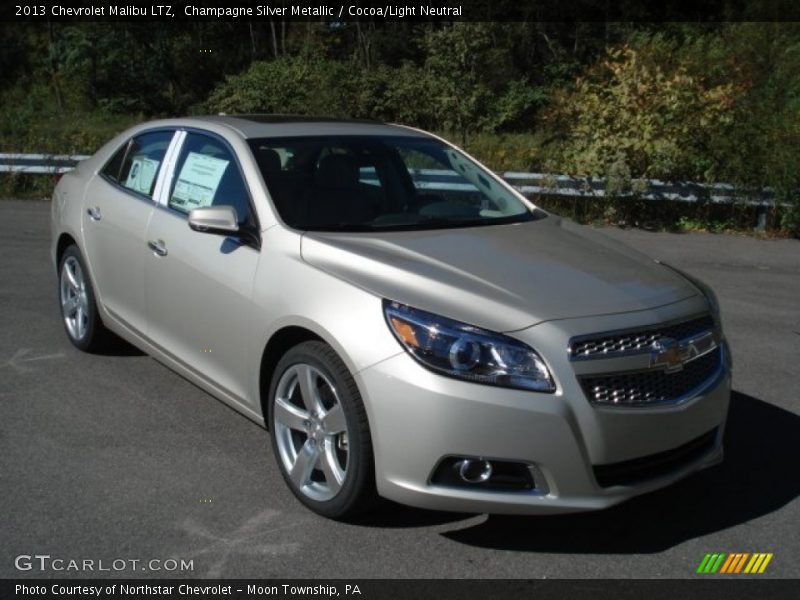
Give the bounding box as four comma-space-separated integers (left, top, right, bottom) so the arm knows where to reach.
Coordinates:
4, 1, 800, 23
2, 579, 799, 600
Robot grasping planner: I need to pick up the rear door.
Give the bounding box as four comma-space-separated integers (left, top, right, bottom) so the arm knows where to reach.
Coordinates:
82, 129, 177, 336
144, 130, 261, 403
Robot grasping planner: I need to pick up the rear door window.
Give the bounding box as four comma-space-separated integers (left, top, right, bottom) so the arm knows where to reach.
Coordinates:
102, 130, 174, 198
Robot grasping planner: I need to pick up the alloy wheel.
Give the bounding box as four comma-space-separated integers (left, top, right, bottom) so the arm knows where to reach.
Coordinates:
60, 256, 89, 341
273, 363, 350, 502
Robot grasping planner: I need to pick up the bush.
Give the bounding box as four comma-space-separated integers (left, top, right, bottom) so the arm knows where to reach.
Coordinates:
461, 133, 545, 172
540, 37, 739, 180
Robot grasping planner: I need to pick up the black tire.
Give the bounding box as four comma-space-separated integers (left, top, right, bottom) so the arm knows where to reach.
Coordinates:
57, 245, 112, 353
268, 341, 376, 519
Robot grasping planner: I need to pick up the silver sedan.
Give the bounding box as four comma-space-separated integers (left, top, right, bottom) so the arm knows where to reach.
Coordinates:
51, 116, 731, 518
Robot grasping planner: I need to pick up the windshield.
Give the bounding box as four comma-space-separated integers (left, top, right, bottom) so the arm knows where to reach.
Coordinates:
247, 135, 540, 232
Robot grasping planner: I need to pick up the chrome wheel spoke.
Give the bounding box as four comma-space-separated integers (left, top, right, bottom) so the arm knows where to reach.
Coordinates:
321, 404, 346, 434
296, 364, 323, 415
64, 262, 81, 292
321, 444, 344, 495
76, 307, 86, 338
274, 397, 310, 432
289, 439, 320, 489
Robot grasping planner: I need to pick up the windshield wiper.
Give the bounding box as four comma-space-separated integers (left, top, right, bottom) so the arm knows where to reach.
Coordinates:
390, 213, 536, 230
302, 211, 540, 233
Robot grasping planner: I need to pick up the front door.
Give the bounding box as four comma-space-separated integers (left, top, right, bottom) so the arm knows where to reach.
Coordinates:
144, 131, 261, 403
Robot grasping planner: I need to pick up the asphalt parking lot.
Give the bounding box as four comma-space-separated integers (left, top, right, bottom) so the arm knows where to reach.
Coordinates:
1, 199, 798, 579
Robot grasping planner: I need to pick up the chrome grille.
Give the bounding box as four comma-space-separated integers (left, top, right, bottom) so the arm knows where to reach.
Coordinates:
580, 347, 721, 406
570, 314, 715, 359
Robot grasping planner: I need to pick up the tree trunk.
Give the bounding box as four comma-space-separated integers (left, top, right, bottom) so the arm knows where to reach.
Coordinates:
269, 20, 279, 59
47, 19, 64, 112
249, 21, 257, 58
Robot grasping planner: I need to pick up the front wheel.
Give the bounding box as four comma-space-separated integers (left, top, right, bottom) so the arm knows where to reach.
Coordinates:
268, 341, 376, 519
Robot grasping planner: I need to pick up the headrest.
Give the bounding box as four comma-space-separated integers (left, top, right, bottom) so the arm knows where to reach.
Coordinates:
256, 148, 281, 177
315, 154, 359, 189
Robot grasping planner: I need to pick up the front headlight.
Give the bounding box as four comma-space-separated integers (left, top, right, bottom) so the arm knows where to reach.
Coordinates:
383, 300, 555, 392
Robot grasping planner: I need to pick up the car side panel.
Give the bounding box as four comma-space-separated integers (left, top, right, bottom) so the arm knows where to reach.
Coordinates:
144, 207, 260, 405
247, 226, 404, 414
51, 166, 90, 269
79, 175, 156, 336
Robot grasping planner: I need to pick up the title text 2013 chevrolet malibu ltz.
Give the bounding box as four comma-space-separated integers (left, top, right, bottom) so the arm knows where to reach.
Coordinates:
51, 116, 731, 518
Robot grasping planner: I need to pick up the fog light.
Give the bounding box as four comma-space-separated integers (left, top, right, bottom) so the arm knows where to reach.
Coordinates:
430, 456, 536, 491
457, 458, 493, 483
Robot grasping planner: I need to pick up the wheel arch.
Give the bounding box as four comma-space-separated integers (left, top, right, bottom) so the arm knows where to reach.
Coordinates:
55, 233, 78, 267
258, 326, 324, 428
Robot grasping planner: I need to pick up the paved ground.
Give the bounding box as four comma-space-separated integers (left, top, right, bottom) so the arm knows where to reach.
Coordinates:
1, 200, 798, 579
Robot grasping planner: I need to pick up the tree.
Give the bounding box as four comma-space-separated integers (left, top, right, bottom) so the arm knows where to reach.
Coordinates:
540, 36, 739, 181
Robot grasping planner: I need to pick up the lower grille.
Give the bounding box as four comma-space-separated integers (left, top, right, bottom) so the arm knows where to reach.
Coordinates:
593, 428, 718, 488
580, 347, 721, 406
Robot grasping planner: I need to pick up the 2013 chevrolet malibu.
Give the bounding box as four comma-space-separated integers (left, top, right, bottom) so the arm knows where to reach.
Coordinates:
51, 115, 731, 518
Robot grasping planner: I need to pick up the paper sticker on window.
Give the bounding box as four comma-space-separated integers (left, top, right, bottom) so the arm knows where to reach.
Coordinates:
171, 152, 230, 210
125, 156, 160, 195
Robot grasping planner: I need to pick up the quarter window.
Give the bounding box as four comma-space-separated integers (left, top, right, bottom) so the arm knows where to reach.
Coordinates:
101, 141, 130, 183
168, 133, 253, 226
101, 130, 173, 198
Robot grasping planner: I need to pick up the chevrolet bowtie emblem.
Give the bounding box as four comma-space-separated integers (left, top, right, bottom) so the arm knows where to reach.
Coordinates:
650, 332, 717, 373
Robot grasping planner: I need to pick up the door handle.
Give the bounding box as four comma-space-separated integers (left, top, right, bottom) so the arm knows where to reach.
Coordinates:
86, 206, 102, 221
147, 239, 168, 257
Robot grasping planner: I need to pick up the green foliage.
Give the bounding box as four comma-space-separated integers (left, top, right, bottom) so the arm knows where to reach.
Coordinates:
2, 20, 799, 235
207, 57, 443, 129
536, 195, 778, 235
541, 36, 739, 180
0, 78, 142, 155
420, 23, 548, 143
206, 23, 543, 144
676, 216, 732, 234
705, 23, 800, 194
535, 24, 800, 236
462, 133, 544, 172
780, 204, 800, 237
208, 56, 351, 116
355, 63, 440, 128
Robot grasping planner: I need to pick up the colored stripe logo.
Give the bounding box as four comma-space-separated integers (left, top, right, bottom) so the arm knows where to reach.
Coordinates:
696, 553, 773, 574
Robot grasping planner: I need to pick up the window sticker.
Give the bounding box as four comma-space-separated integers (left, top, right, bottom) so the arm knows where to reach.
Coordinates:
125, 156, 160, 195
171, 152, 230, 210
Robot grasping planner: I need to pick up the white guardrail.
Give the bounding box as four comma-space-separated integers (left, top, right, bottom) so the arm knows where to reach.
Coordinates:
0, 153, 91, 174
0, 152, 786, 208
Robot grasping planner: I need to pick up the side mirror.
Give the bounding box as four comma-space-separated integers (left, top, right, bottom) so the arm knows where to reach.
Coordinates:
188, 206, 239, 235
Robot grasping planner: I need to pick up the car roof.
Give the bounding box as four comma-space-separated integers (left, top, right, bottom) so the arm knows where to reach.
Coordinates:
185, 114, 430, 139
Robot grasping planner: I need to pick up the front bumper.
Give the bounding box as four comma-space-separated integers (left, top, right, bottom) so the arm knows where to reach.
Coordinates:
356, 302, 731, 515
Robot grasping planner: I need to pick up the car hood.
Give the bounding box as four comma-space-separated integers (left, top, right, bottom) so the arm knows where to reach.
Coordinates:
300, 217, 698, 332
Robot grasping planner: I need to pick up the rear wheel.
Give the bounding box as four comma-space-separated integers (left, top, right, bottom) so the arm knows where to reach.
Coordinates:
58, 245, 111, 352
268, 341, 376, 519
